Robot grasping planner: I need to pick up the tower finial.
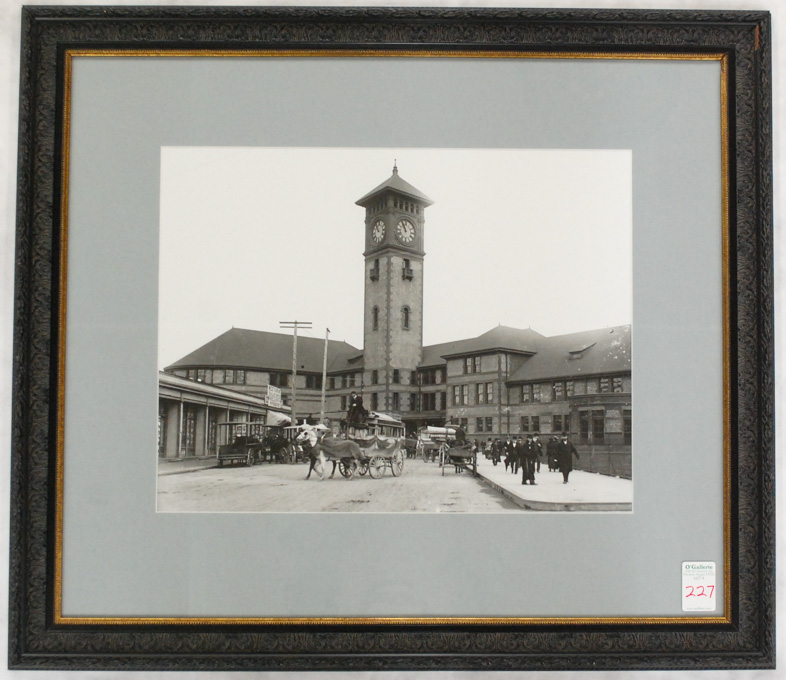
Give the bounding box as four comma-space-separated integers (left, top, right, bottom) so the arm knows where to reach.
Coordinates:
393, 159, 398, 175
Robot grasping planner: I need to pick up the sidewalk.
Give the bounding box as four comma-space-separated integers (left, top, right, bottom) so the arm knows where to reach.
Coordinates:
157, 457, 217, 476
474, 458, 633, 512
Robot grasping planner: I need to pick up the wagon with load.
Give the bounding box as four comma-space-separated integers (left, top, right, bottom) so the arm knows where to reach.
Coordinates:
416, 424, 477, 476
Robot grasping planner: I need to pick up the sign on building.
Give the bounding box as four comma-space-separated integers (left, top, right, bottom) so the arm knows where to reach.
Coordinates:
265, 384, 282, 408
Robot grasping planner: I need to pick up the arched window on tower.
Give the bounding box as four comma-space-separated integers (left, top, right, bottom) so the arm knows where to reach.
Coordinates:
402, 305, 410, 330
372, 306, 379, 331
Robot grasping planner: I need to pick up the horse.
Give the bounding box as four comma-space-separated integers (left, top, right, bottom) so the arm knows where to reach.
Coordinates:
298, 426, 365, 480
297, 426, 335, 480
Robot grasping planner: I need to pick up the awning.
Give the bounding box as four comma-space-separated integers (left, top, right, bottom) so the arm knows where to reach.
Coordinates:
267, 411, 291, 427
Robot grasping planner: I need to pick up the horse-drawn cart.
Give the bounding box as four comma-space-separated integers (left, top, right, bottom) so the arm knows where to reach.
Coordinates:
416, 425, 477, 476
299, 413, 406, 480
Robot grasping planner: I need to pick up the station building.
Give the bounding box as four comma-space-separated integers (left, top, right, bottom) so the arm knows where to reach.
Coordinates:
164, 165, 631, 475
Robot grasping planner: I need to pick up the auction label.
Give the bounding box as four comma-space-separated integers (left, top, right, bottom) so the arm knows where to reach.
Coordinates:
682, 561, 716, 612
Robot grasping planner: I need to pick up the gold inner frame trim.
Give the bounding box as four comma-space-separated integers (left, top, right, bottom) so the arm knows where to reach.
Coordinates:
55, 48, 732, 626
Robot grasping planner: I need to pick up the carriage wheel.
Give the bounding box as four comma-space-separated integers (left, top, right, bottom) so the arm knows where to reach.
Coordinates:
390, 450, 404, 477
338, 459, 354, 479
368, 456, 385, 479
358, 460, 369, 476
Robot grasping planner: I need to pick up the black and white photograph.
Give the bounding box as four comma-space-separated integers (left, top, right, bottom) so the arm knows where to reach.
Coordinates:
156, 147, 633, 513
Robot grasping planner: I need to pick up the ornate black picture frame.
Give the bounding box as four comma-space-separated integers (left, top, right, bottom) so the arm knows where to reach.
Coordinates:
10, 6, 773, 671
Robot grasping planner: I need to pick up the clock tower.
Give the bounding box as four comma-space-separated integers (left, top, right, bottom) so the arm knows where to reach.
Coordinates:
355, 164, 433, 419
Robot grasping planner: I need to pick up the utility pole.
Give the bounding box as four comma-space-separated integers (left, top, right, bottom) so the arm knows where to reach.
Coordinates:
320, 328, 330, 425
280, 320, 312, 430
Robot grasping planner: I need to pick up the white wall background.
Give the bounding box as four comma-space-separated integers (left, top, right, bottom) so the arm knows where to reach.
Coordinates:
0, 1, 781, 679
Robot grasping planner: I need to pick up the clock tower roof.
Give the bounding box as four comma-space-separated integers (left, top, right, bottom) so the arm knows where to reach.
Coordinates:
355, 163, 434, 207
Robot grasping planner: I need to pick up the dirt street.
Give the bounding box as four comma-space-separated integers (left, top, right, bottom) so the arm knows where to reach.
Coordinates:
157, 458, 523, 513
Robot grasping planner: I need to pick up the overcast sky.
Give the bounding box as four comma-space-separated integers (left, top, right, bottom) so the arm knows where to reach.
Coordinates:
159, 147, 631, 369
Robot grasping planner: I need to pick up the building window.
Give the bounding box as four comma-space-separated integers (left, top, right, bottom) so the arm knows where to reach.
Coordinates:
566, 380, 574, 397
486, 417, 493, 432
371, 393, 378, 410
592, 410, 605, 442
453, 385, 460, 406
532, 384, 541, 403
402, 259, 413, 280
531, 416, 540, 433
409, 393, 418, 411
613, 376, 624, 393
371, 370, 378, 384
600, 377, 611, 393
196, 369, 206, 382
213, 369, 224, 384
521, 384, 532, 402
520, 416, 529, 432
459, 418, 468, 430
370, 258, 380, 281
473, 356, 481, 373
464, 357, 471, 374
586, 379, 599, 394
552, 415, 563, 433
392, 392, 399, 410
623, 409, 632, 445
305, 374, 322, 390
329, 376, 336, 390
341, 375, 347, 389
476, 418, 484, 432
372, 306, 379, 331
236, 369, 246, 385
580, 409, 605, 443
462, 384, 469, 405
348, 373, 356, 388
552, 381, 564, 401
225, 369, 235, 384
392, 369, 400, 384
486, 382, 494, 404
270, 372, 288, 387
476, 384, 485, 404
402, 306, 410, 329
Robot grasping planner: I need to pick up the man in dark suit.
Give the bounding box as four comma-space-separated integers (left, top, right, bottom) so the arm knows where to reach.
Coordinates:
546, 436, 560, 471
504, 437, 515, 472
557, 433, 580, 484
532, 432, 543, 473
521, 434, 537, 485
345, 391, 368, 431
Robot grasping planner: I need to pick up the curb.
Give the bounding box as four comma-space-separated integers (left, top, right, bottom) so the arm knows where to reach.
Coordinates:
476, 470, 632, 512
158, 465, 216, 477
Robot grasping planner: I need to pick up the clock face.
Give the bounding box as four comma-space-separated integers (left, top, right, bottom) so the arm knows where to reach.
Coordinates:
396, 219, 416, 244
371, 220, 386, 243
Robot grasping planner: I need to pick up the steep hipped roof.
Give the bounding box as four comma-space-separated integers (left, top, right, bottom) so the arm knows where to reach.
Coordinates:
355, 165, 434, 206
165, 328, 361, 373
508, 325, 631, 382
419, 325, 545, 367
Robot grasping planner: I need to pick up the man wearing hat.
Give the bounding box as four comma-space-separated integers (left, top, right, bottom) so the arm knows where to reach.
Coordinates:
532, 432, 543, 472
521, 434, 537, 485
556, 432, 580, 484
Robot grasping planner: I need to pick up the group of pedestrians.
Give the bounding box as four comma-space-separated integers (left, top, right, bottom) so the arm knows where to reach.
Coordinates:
472, 433, 580, 485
